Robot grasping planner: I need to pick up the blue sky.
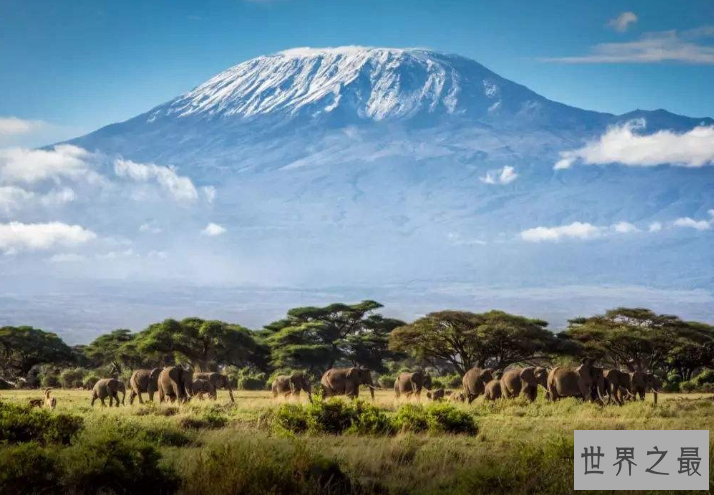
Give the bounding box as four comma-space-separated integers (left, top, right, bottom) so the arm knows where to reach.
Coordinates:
1, 0, 713, 145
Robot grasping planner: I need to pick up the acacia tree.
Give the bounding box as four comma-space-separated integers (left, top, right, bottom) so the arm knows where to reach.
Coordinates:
134, 318, 268, 372
264, 300, 400, 373
389, 310, 558, 375
84, 329, 139, 374
0, 326, 74, 378
561, 307, 714, 375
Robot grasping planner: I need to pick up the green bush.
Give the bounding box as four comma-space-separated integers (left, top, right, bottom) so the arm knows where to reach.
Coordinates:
680, 380, 697, 393
393, 404, 429, 433
662, 372, 682, 392
378, 375, 396, 388
83, 372, 100, 390
346, 401, 394, 436
306, 399, 354, 435
41, 373, 61, 388
425, 403, 478, 435
273, 403, 309, 435
694, 369, 714, 384
0, 401, 83, 445
60, 427, 180, 494
394, 404, 477, 435
238, 375, 267, 390
0, 442, 62, 495
60, 368, 88, 389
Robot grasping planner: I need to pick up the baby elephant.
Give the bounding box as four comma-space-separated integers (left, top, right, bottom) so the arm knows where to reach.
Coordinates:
426, 388, 445, 401
190, 378, 214, 400
448, 391, 466, 403
91, 378, 126, 407
484, 380, 503, 401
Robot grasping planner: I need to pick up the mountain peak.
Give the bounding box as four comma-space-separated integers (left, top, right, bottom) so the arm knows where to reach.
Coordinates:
148, 45, 531, 123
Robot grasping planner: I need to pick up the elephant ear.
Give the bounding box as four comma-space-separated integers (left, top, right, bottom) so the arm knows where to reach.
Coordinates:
346, 367, 358, 379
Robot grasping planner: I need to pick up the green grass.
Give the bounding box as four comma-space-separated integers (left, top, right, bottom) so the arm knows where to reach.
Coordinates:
1, 389, 713, 494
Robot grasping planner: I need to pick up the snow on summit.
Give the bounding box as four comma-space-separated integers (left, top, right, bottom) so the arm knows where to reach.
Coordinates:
153, 46, 518, 122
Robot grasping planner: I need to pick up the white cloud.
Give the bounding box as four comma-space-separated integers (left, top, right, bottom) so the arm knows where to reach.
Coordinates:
139, 221, 162, 234
201, 223, 226, 236
0, 186, 34, 214
0, 221, 96, 253
520, 220, 647, 242
202, 186, 216, 203
555, 120, 714, 169
0, 117, 46, 136
147, 250, 168, 259
648, 222, 663, 233
674, 211, 714, 231
39, 187, 76, 206
446, 232, 487, 246
48, 253, 86, 263
479, 165, 519, 185
0, 145, 94, 184
545, 29, 714, 64
521, 222, 603, 242
608, 12, 638, 33
613, 221, 639, 233
97, 249, 136, 260
0, 186, 76, 214
114, 158, 198, 202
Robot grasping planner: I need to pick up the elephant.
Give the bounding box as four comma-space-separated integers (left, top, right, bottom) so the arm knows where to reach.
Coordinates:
190, 378, 215, 400
320, 366, 377, 400
129, 368, 161, 405
603, 369, 633, 405
546, 359, 608, 403
157, 366, 193, 404
630, 371, 661, 404
448, 391, 466, 403
426, 388, 445, 401
394, 371, 432, 399
192, 372, 235, 402
272, 372, 313, 401
501, 367, 548, 401
484, 379, 502, 401
462, 367, 494, 404
91, 378, 126, 407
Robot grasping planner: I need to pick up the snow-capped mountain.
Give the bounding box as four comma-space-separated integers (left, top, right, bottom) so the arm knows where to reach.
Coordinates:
7, 46, 713, 339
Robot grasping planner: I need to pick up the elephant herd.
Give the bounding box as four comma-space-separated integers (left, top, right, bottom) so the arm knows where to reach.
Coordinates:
89, 366, 236, 407
87, 360, 662, 408
455, 359, 662, 406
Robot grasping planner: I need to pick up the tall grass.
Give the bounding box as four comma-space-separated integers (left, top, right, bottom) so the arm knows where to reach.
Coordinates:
1, 389, 713, 494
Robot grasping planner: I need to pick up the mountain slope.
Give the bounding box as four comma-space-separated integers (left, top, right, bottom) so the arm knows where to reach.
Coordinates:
20, 46, 712, 337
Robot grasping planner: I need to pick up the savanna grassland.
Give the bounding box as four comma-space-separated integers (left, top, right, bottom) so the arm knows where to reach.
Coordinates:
1, 388, 713, 495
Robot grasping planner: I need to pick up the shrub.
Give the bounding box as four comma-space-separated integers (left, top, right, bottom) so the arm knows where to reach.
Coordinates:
238, 375, 267, 391
425, 403, 478, 435
60, 368, 88, 389
0, 443, 62, 495
60, 427, 180, 494
41, 373, 61, 388
0, 377, 13, 390
680, 380, 697, 393
306, 399, 354, 435
394, 404, 477, 435
346, 401, 394, 436
393, 404, 429, 434
378, 375, 396, 388
662, 373, 682, 393
694, 369, 714, 384
83, 372, 100, 390
273, 403, 309, 435
0, 401, 83, 445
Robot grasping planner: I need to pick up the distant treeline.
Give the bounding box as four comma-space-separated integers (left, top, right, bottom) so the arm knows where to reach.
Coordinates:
1, 302, 713, 393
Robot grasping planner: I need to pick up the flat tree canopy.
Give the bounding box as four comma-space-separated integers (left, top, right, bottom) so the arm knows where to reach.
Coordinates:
389, 310, 558, 375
